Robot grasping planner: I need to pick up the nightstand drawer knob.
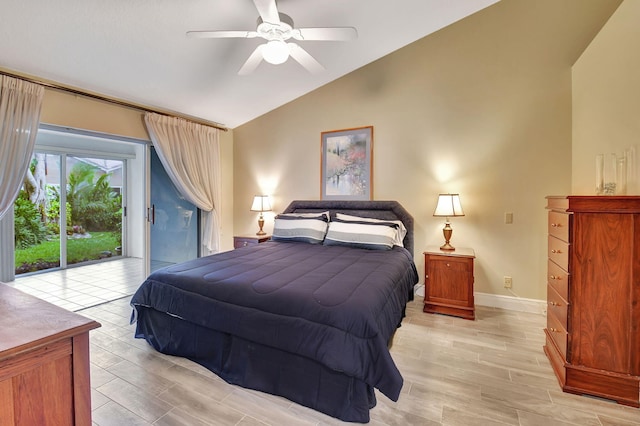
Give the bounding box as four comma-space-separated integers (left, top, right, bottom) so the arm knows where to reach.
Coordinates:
243, 242, 248, 247
549, 327, 558, 333
551, 223, 562, 228
550, 275, 560, 280
549, 301, 560, 306
551, 249, 562, 254
446, 263, 450, 267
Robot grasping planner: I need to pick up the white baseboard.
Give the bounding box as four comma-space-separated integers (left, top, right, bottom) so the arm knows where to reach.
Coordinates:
474, 292, 547, 315
414, 285, 547, 315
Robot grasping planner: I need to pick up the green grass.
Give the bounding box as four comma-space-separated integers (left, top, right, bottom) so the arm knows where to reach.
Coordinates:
15, 231, 119, 269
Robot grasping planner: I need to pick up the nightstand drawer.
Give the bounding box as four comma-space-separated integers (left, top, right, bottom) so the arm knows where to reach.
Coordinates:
423, 247, 475, 320
427, 257, 472, 303
233, 235, 270, 249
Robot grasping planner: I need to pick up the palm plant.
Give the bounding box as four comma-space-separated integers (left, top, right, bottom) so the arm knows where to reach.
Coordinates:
67, 163, 121, 232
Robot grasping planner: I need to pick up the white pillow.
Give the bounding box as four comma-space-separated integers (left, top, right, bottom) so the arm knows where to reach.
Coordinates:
335, 213, 407, 247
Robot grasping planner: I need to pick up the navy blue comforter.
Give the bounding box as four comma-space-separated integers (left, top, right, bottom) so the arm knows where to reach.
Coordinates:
130, 240, 418, 401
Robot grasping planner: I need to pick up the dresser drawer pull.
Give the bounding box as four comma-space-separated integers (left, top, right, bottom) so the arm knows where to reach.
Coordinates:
550, 223, 562, 228
551, 249, 562, 254
550, 275, 561, 280
549, 301, 561, 307
243, 241, 248, 247
549, 327, 558, 333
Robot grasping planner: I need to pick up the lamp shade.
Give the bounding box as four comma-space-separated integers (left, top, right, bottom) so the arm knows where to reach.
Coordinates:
433, 194, 465, 217
250, 195, 272, 212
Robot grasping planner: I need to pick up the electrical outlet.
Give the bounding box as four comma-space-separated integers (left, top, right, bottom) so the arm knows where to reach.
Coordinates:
504, 276, 513, 288
504, 212, 513, 224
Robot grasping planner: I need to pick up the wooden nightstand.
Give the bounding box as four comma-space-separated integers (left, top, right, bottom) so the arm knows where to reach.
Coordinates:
423, 246, 476, 320
233, 234, 271, 249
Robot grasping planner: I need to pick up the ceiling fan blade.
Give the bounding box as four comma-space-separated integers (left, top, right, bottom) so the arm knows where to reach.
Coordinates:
288, 43, 324, 74
292, 27, 358, 41
253, 0, 280, 24
187, 30, 258, 39
238, 45, 265, 75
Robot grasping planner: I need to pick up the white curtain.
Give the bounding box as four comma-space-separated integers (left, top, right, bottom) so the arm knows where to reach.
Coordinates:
0, 76, 44, 221
144, 112, 222, 254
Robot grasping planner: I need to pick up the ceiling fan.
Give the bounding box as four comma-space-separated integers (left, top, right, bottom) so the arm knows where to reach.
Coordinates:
187, 0, 358, 75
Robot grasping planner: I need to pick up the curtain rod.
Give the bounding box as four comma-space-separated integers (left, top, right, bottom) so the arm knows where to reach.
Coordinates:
0, 68, 228, 132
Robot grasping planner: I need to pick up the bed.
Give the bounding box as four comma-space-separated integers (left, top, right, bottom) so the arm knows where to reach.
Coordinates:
130, 200, 418, 423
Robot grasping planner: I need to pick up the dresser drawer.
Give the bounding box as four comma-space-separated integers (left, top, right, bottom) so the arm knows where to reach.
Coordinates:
548, 259, 569, 301
547, 308, 568, 359
548, 211, 570, 242
548, 236, 569, 270
547, 284, 568, 330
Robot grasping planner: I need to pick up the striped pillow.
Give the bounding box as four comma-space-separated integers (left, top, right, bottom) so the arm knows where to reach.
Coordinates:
278, 211, 330, 221
323, 219, 399, 250
335, 213, 407, 247
272, 215, 329, 244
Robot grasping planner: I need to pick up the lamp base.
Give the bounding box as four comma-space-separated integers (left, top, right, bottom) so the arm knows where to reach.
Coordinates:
256, 215, 266, 236
440, 221, 455, 251
440, 242, 456, 251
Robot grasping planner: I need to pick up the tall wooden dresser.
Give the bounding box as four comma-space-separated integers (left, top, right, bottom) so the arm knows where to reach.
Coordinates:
544, 196, 640, 408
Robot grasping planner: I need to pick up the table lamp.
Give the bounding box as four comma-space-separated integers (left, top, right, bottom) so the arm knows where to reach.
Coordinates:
250, 195, 272, 235
433, 193, 465, 251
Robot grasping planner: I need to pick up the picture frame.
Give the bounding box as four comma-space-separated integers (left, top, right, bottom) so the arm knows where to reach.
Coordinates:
321, 126, 373, 200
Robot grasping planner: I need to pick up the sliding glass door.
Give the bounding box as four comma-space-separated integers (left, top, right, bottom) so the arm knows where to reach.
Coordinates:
14, 152, 61, 274
14, 151, 124, 275
149, 147, 199, 272
65, 155, 124, 266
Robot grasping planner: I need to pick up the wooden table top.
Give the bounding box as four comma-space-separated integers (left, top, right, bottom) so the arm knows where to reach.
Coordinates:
0, 284, 101, 359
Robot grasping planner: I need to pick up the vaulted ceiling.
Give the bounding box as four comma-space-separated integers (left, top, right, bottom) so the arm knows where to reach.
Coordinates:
0, 0, 499, 128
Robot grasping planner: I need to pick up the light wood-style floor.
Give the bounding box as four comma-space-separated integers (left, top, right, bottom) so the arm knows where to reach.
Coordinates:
81, 297, 640, 426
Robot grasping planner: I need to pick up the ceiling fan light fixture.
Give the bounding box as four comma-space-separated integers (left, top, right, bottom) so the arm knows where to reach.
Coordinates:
187, 0, 358, 74
262, 40, 290, 64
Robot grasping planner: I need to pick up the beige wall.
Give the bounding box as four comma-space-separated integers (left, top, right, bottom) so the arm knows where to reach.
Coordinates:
233, 0, 620, 301
41, 89, 150, 140
572, 0, 640, 195
40, 88, 235, 252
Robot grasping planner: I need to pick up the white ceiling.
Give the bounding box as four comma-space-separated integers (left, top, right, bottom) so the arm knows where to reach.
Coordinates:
0, 0, 498, 129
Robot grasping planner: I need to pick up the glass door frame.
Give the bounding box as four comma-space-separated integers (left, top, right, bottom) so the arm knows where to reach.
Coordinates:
0, 124, 146, 282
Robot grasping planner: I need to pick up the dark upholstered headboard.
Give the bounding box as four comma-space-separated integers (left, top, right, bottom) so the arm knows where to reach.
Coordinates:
282, 200, 414, 257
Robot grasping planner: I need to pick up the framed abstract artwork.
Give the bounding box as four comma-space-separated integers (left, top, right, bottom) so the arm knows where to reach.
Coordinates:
320, 126, 373, 200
